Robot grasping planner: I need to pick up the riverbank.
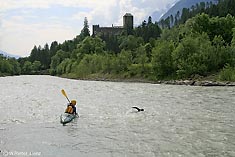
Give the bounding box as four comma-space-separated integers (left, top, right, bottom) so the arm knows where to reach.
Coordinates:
1, 73, 234, 86
156, 80, 235, 86
61, 73, 235, 87
77, 78, 235, 86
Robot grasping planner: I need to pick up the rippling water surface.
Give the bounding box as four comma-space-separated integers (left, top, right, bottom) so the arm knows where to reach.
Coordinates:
0, 75, 235, 157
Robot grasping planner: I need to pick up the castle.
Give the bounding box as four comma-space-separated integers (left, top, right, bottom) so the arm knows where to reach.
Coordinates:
92, 13, 134, 36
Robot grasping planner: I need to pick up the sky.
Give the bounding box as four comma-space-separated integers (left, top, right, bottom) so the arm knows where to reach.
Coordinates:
0, 0, 178, 57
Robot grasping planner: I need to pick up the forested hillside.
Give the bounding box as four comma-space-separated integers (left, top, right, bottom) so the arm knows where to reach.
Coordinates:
1, 0, 235, 82
159, 0, 235, 28
158, 0, 216, 22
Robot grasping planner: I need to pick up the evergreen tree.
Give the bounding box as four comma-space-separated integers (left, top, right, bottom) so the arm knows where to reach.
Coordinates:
147, 16, 152, 25
80, 17, 90, 40
29, 45, 38, 62
135, 18, 161, 42
50, 41, 59, 58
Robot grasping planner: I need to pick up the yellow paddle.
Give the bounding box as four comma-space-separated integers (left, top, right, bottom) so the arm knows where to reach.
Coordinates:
61, 89, 70, 103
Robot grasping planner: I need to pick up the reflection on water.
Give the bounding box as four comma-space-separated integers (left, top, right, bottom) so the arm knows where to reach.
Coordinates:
0, 75, 235, 157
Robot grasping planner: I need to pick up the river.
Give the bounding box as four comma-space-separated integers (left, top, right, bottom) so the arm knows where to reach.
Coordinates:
0, 75, 234, 157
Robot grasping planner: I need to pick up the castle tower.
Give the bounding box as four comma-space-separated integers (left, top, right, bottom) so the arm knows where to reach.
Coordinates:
123, 13, 133, 30
92, 25, 100, 36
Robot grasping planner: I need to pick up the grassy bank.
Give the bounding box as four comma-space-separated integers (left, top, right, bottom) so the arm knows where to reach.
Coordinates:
60, 72, 235, 86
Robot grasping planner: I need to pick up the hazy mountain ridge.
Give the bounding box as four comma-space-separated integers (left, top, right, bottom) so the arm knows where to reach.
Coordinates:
0, 50, 20, 59
151, 0, 218, 22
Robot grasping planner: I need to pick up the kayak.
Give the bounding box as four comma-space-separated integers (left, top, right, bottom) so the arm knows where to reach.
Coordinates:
60, 113, 77, 125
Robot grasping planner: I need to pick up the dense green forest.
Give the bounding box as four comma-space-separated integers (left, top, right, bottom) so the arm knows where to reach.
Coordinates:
159, 0, 235, 28
0, 55, 21, 76
1, 0, 235, 81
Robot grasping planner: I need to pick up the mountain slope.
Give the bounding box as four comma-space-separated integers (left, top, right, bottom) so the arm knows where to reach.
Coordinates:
0, 50, 20, 59
152, 0, 218, 22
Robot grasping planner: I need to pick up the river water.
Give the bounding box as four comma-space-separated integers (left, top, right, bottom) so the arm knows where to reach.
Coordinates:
0, 75, 235, 157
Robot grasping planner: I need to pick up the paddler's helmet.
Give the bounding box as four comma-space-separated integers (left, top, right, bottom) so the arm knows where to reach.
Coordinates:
71, 100, 76, 106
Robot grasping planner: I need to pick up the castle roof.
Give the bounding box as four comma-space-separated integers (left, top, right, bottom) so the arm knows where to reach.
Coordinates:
124, 13, 133, 17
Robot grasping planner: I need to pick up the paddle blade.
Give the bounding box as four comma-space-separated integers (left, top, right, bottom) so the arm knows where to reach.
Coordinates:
61, 89, 67, 97
61, 89, 70, 103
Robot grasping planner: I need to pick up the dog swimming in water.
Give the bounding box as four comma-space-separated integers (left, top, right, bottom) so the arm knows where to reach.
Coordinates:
132, 107, 144, 112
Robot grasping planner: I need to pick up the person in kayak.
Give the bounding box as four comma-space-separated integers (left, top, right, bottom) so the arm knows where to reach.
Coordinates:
65, 100, 77, 115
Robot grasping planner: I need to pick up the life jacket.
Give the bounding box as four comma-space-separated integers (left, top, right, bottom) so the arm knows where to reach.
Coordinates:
65, 105, 74, 114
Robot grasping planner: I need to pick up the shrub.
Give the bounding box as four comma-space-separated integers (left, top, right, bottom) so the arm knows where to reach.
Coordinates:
218, 64, 235, 81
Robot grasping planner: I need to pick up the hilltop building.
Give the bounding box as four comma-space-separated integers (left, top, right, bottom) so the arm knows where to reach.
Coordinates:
92, 13, 134, 36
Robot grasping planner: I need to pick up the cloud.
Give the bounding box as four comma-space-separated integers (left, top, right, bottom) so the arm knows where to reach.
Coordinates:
0, 0, 50, 11
0, 15, 77, 56
0, 0, 116, 11
0, 0, 177, 56
1, 0, 176, 26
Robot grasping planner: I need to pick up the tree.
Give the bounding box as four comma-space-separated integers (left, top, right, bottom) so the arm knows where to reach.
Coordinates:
41, 43, 50, 69
211, 35, 229, 70
8, 58, 21, 75
50, 50, 69, 75
172, 33, 214, 78
135, 18, 161, 42
142, 20, 147, 27
144, 43, 152, 61
50, 41, 59, 58
28, 43, 51, 70
32, 61, 41, 72
0, 57, 12, 74
135, 45, 148, 75
76, 36, 105, 54
119, 35, 144, 52
152, 41, 175, 79
180, 8, 190, 24
29, 45, 39, 62
147, 16, 152, 25
22, 61, 33, 74
99, 33, 120, 53
56, 58, 73, 75
80, 17, 90, 40
112, 50, 132, 74
232, 28, 235, 47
